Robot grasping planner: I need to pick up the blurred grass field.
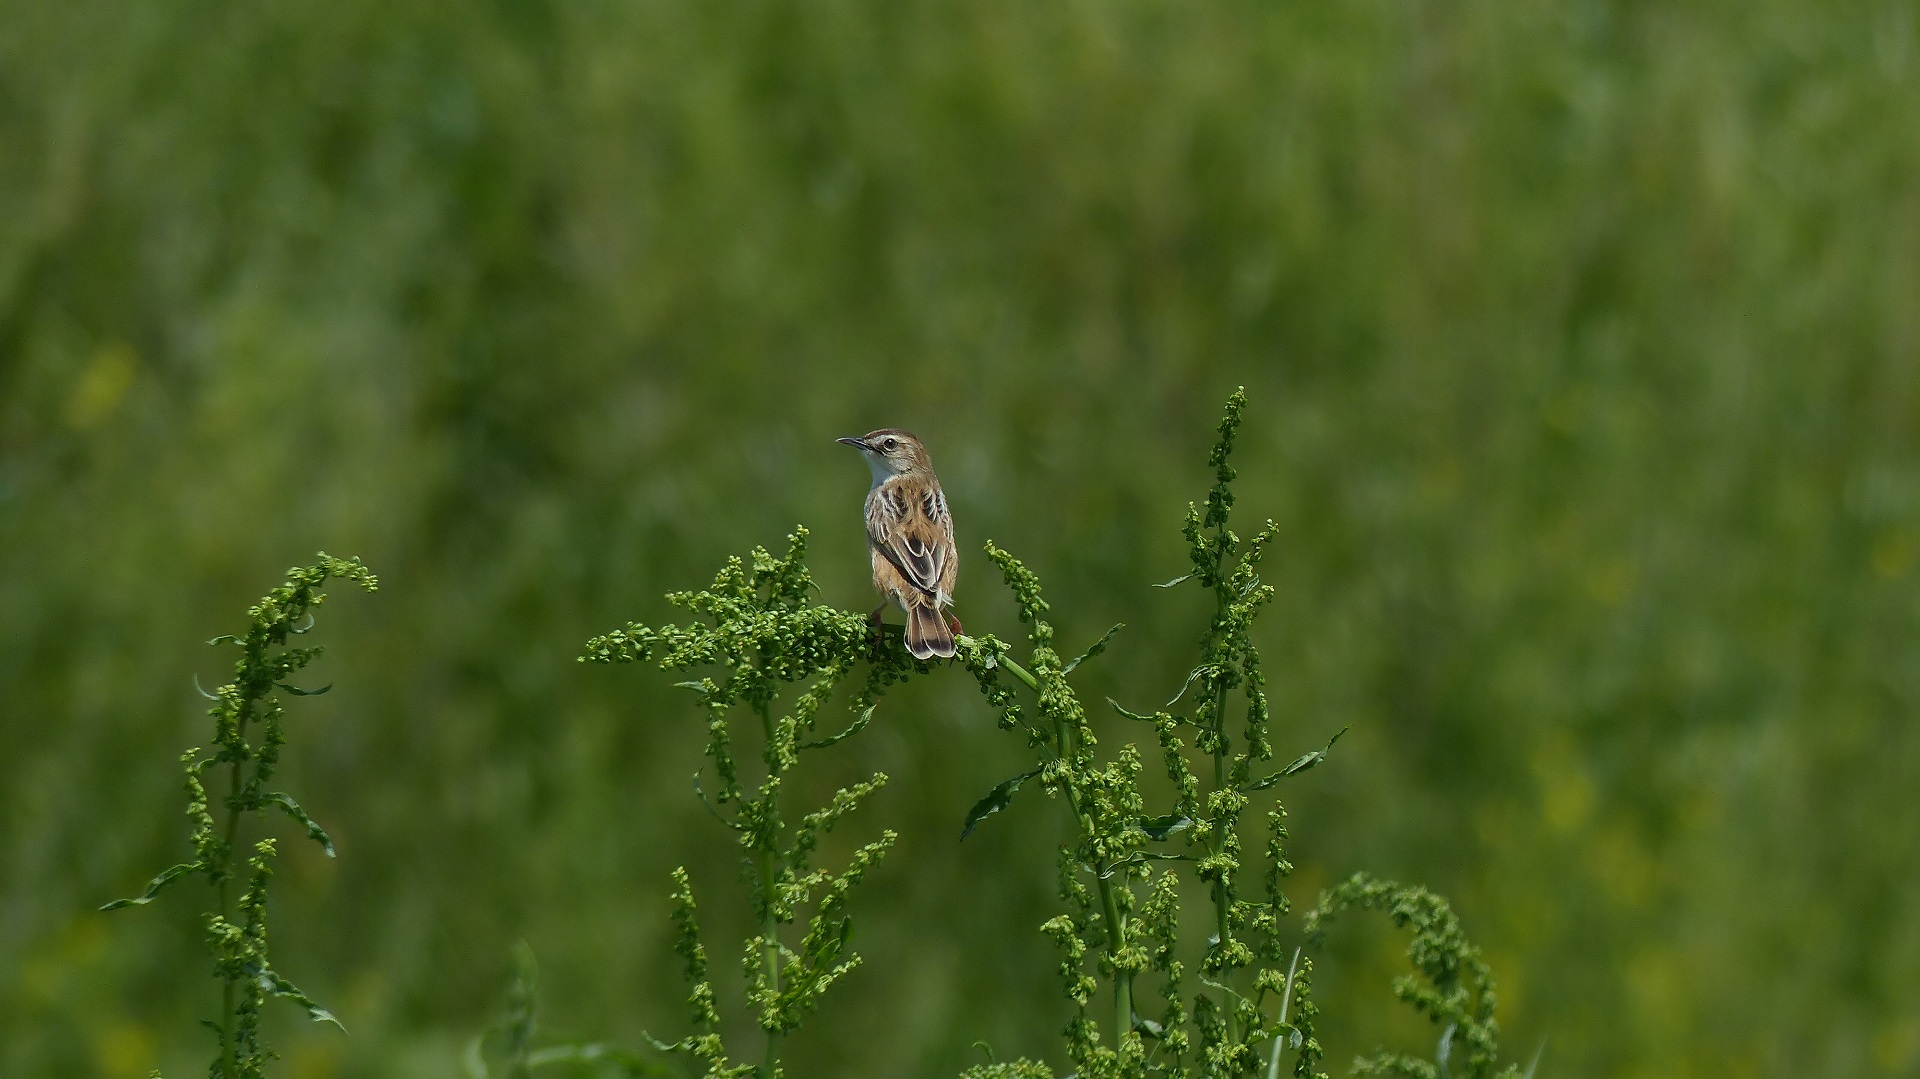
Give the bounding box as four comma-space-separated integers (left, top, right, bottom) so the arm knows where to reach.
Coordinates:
4, 0, 1919, 1075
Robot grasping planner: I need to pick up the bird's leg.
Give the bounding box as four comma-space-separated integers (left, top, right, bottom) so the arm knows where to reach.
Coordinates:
942, 610, 965, 666
868, 605, 887, 655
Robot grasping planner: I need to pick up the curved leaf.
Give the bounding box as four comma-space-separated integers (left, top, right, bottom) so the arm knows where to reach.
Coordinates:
264, 792, 335, 857
1136, 813, 1192, 841
1164, 665, 1209, 708
274, 682, 332, 696
1062, 623, 1124, 674
799, 703, 877, 750
1244, 727, 1349, 791
262, 967, 346, 1032
692, 776, 745, 831
100, 861, 201, 911
960, 766, 1044, 840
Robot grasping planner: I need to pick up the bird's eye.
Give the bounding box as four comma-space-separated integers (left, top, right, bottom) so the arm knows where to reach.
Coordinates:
882, 438, 898, 452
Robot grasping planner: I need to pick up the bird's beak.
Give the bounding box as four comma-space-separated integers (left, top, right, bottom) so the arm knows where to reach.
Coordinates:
836, 436, 869, 450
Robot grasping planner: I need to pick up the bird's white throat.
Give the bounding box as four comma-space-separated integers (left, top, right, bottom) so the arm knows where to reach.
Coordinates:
860, 451, 898, 488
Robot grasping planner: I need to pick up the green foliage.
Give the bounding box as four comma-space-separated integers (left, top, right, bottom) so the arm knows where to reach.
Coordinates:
1304, 875, 1516, 1079
955, 393, 1517, 1079
102, 555, 375, 1077
582, 528, 934, 1077
960, 1059, 1058, 1079
11, 1, 1920, 1073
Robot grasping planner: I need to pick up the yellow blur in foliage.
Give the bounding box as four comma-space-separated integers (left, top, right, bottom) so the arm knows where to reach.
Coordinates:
65, 342, 137, 432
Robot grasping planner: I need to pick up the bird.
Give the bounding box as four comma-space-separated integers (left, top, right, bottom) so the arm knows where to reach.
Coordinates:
837, 428, 960, 660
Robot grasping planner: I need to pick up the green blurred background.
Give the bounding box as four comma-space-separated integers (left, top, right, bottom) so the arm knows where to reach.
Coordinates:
4, 1, 1918, 1075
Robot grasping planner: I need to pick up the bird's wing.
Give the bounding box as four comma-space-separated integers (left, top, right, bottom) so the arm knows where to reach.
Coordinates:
923, 482, 956, 603
867, 480, 949, 602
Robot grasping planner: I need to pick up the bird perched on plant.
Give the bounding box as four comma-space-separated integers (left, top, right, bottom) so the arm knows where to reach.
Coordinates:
837, 428, 960, 660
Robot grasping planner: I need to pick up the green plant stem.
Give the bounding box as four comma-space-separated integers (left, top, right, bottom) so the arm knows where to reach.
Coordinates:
961, 638, 1135, 1056
756, 698, 782, 1079
1026, 652, 1131, 1060
995, 652, 1042, 694
1100, 869, 1133, 1055
1267, 947, 1301, 1079
217, 719, 248, 1078
760, 842, 780, 1078
1209, 678, 1235, 1047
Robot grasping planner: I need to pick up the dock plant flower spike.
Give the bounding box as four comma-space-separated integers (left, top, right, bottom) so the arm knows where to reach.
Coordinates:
953, 391, 1525, 1079
582, 528, 938, 1079
104, 555, 376, 1079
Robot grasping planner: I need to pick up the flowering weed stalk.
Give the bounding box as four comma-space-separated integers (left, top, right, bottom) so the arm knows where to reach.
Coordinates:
1303, 876, 1517, 1079
103, 554, 376, 1078
581, 527, 935, 1078
955, 392, 1523, 1079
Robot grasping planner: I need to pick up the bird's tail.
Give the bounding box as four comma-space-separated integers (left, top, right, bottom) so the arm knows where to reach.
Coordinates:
905, 601, 956, 660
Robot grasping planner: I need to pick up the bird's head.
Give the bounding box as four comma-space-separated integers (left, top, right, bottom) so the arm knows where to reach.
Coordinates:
837, 428, 930, 484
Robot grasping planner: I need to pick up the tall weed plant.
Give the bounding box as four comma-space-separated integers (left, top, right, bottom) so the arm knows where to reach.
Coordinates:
104, 556, 376, 1078
116, 396, 1521, 1079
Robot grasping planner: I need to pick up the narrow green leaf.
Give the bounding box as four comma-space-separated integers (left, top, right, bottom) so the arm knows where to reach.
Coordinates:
639, 1031, 688, 1055
1061, 623, 1124, 674
1108, 698, 1173, 724
1136, 813, 1192, 841
191, 674, 223, 701
1277, 725, 1348, 777
692, 776, 744, 831
1244, 727, 1349, 791
1102, 852, 1193, 877
262, 968, 346, 1032
960, 766, 1044, 840
799, 704, 876, 750
100, 861, 200, 911
274, 682, 331, 696
1164, 664, 1208, 708
1153, 574, 1192, 589
206, 634, 239, 646
264, 792, 335, 857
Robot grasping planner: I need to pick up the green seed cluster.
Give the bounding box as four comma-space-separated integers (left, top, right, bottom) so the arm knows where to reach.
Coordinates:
104, 555, 376, 1078
954, 391, 1520, 1079
106, 399, 1527, 1079
583, 527, 934, 1078
1305, 876, 1520, 1079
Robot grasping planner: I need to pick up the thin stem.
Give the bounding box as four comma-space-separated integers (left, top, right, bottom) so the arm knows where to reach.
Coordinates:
995, 650, 1042, 694
966, 636, 1135, 1059
756, 698, 782, 1079
1209, 676, 1235, 1047
1100, 874, 1133, 1058
217, 719, 248, 1077
1036, 667, 1132, 1061
1267, 947, 1301, 1079
1204, 521, 1242, 1050
759, 845, 780, 1078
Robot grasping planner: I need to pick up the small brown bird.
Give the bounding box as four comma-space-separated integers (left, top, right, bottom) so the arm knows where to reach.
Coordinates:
837, 428, 960, 660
